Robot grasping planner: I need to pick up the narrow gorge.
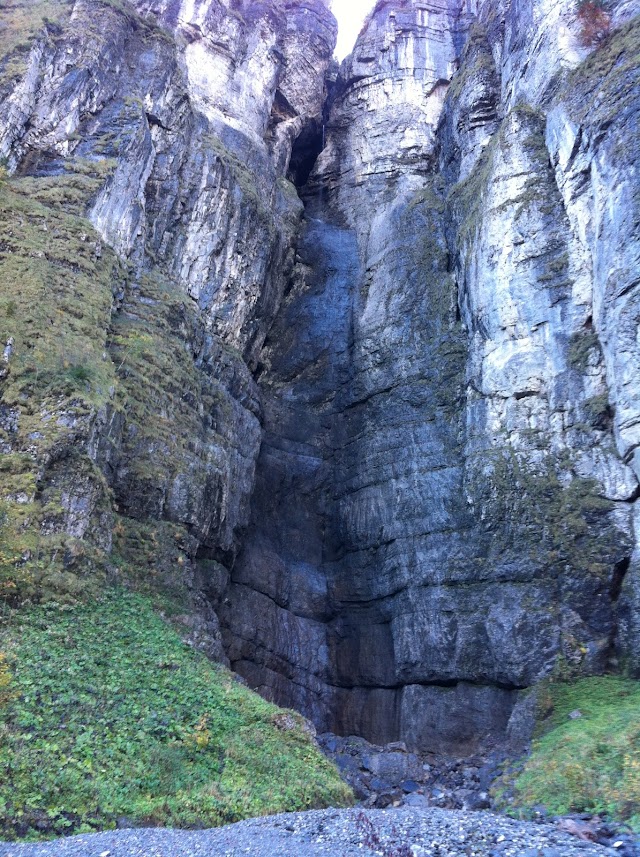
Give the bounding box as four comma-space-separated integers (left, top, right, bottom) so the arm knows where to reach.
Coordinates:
223, 0, 640, 753
1, 0, 639, 773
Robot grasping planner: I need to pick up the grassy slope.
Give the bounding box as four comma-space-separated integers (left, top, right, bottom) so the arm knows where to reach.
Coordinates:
0, 590, 352, 840
0, 0, 72, 88
508, 678, 640, 830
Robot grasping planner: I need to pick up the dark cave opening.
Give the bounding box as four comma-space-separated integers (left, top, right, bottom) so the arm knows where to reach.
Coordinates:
611, 556, 632, 602
288, 120, 325, 189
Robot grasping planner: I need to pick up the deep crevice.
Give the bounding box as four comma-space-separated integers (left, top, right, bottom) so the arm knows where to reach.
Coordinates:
287, 119, 325, 189
611, 556, 632, 602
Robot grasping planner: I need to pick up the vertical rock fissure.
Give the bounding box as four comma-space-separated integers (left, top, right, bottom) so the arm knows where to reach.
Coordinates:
221, 0, 640, 754
221, 0, 520, 753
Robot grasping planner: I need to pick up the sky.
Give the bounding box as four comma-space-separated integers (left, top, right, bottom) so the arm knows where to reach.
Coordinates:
331, 0, 376, 60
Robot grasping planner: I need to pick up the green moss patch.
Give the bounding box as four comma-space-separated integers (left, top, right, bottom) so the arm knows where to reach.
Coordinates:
0, 0, 72, 84
568, 330, 602, 371
0, 589, 352, 840
567, 16, 640, 122
108, 269, 229, 518
474, 450, 625, 587
0, 180, 118, 406
0, 176, 121, 604
507, 678, 640, 829
447, 21, 496, 102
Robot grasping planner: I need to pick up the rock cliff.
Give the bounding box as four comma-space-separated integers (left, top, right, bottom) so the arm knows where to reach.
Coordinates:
0, 0, 336, 655
220, 0, 640, 751
1, 0, 639, 753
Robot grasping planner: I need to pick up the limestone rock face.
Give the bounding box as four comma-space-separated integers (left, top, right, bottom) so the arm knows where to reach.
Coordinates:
221, 0, 640, 750
1, 0, 639, 753
0, 0, 336, 651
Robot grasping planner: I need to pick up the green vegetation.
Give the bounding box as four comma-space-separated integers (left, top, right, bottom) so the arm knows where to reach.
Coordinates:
583, 393, 612, 429
567, 15, 640, 122
508, 677, 640, 830
473, 449, 628, 606
0, 0, 171, 92
0, 0, 72, 83
0, 652, 12, 707
0, 590, 352, 839
110, 517, 210, 619
108, 267, 234, 516
447, 21, 496, 102
0, 175, 120, 605
568, 330, 602, 370
10, 161, 116, 217
447, 129, 499, 243
0, 146, 350, 844
407, 178, 445, 214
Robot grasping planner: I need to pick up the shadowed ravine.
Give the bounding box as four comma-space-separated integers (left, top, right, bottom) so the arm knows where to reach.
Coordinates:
221, 0, 640, 753
0, 0, 639, 817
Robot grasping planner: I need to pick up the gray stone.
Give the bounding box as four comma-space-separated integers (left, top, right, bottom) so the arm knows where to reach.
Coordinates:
221, 0, 640, 751
403, 794, 431, 809
2, 0, 639, 757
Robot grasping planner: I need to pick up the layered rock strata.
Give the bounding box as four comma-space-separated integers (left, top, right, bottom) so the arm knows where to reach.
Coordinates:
1, 0, 639, 753
0, 0, 336, 654
221, 0, 640, 750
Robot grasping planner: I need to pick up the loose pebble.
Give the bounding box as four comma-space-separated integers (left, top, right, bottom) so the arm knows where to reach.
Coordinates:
1, 807, 636, 857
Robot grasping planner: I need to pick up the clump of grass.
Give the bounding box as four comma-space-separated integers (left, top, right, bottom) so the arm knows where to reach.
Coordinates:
510, 677, 640, 830
0, 0, 72, 86
0, 652, 12, 707
568, 330, 602, 371
566, 15, 640, 123
0, 589, 353, 840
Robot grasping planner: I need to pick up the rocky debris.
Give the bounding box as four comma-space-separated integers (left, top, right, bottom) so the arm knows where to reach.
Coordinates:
551, 818, 639, 855
316, 734, 640, 856
0, 337, 13, 381
0, 807, 633, 857
317, 732, 497, 813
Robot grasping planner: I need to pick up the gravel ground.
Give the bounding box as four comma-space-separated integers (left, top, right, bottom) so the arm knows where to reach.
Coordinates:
0, 808, 624, 857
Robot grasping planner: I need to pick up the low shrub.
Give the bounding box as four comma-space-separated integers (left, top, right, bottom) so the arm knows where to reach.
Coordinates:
0, 654, 12, 707
576, 0, 611, 46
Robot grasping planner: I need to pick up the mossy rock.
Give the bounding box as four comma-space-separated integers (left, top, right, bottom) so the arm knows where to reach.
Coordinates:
502, 677, 640, 830
473, 448, 620, 565
0, 176, 120, 604
566, 16, 640, 123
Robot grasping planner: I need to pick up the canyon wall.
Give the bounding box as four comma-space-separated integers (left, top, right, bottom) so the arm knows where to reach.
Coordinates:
221, 0, 640, 751
0, 0, 336, 653
0, 0, 639, 752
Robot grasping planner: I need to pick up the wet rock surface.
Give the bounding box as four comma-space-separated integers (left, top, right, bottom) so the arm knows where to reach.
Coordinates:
221, 0, 640, 751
